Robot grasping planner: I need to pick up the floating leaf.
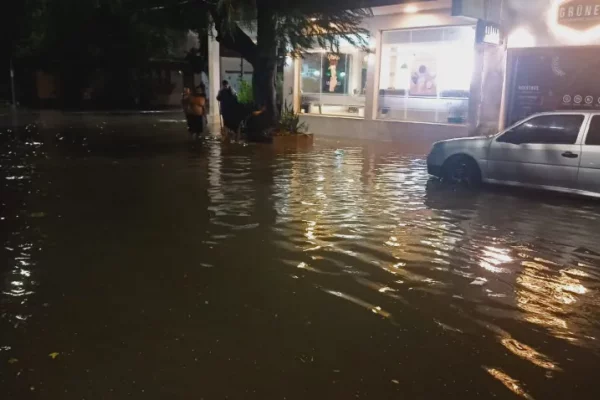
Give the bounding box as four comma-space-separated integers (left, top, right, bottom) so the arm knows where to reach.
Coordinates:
8, 358, 18, 364
48, 352, 59, 359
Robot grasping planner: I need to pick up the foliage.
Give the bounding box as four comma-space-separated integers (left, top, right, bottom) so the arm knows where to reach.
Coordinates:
278, 102, 308, 135
5, 0, 370, 114
6, 0, 188, 106
237, 79, 253, 105
205, 0, 373, 57
275, 72, 284, 106
150, 0, 371, 122
0, 0, 43, 57
32, 1, 183, 63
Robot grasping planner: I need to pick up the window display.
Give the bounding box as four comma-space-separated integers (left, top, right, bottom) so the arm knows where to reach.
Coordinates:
300, 50, 368, 117
377, 26, 476, 124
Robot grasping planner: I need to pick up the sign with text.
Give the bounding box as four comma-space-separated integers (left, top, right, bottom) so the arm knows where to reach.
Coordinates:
507, 47, 600, 125
476, 20, 503, 45
558, 0, 600, 30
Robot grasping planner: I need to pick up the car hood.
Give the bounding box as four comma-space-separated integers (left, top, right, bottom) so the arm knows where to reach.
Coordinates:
434, 136, 492, 149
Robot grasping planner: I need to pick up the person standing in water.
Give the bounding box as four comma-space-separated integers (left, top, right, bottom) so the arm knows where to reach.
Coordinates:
182, 86, 206, 138
196, 82, 209, 134
217, 80, 238, 136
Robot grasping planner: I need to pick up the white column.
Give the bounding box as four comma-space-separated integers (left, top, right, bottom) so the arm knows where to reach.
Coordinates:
350, 52, 362, 95
364, 30, 382, 121
498, 45, 510, 131
208, 28, 221, 126
293, 58, 301, 113
283, 56, 295, 110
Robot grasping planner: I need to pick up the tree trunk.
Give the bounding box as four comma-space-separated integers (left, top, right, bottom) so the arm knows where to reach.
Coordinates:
208, 2, 278, 126
253, 5, 278, 125
252, 59, 277, 122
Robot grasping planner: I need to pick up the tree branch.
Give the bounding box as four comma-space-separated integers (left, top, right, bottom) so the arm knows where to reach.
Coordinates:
201, 0, 258, 65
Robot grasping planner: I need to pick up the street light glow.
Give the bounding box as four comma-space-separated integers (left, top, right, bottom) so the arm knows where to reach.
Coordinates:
508, 27, 536, 48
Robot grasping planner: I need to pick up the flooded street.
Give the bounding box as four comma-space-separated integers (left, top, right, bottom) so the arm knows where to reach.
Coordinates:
2, 112, 600, 399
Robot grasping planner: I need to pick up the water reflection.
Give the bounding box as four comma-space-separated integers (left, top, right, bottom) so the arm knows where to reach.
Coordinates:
207, 142, 259, 233
1, 122, 44, 332
484, 367, 535, 400
271, 144, 600, 338
267, 141, 600, 397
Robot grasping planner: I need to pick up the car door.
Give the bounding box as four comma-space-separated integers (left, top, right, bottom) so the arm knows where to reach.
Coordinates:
487, 114, 586, 189
578, 114, 600, 194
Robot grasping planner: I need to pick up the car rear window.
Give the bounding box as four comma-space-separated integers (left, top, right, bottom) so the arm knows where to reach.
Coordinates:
586, 116, 600, 145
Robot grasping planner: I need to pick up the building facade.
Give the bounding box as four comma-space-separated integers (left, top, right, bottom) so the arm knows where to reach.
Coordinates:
281, 0, 506, 142
203, 0, 600, 142
504, 0, 600, 128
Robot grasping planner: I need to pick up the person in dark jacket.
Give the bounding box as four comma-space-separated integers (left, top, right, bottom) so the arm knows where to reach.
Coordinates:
217, 80, 240, 135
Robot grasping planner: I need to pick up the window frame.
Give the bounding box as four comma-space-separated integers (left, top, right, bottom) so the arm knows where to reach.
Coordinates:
495, 113, 588, 145
299, 48, 369, 118
375, 24, 476, 124
584, 114, 600, 146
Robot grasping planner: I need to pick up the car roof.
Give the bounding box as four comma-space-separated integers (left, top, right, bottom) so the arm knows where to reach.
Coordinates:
533, 110, 600, 116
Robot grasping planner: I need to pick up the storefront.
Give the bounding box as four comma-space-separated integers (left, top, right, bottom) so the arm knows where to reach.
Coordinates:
298, 42, 369, 117
283, 1, 494, 142
504, 0, 600, 127
377, 25, 474, 124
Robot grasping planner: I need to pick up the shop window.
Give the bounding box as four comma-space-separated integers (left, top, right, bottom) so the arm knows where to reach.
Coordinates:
377, 26, 476, 124
300, 49, 368, 118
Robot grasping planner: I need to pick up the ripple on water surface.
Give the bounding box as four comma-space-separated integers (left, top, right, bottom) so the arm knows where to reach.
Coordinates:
2, 118, 600, 399
269, 144, 600, 395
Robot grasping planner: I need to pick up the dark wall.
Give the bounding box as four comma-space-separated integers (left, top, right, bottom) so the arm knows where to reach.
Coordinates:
506, 46, 600, 125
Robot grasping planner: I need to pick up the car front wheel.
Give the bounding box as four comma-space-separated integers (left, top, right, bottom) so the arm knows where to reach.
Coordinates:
442, 155, 482, 187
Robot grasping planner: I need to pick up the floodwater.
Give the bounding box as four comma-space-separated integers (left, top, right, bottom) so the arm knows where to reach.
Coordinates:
2, 112, 600, 399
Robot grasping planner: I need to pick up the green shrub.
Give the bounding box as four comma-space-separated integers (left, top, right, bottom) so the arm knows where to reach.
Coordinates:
237, 79, 253, 105
278, 101, 308, 134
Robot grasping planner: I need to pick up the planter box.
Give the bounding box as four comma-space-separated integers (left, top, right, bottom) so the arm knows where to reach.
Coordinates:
271, 133, 314, 148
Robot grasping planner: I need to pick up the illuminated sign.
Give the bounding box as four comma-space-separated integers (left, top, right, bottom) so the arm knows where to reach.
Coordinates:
558, 0, 600, 29
476, 20, 503, 45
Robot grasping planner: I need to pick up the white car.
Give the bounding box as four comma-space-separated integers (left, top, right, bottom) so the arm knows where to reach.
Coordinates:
427, 111, 600, 198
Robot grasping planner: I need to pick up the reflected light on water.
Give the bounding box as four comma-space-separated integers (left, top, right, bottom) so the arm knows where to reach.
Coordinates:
516, 258, 593, 342
323, 289, 392, 319
500, 338, 560, 371
484, 367, 535, 400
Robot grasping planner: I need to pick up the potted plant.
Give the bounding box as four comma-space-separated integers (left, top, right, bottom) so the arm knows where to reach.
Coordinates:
271, 102, 313, 147
447, 102, 468, 124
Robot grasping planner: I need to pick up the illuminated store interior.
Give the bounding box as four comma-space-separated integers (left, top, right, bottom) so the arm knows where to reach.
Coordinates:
293, 24, 477, 125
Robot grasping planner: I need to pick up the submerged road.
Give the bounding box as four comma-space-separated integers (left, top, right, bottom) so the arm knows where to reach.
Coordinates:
1, 112, 600, 399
